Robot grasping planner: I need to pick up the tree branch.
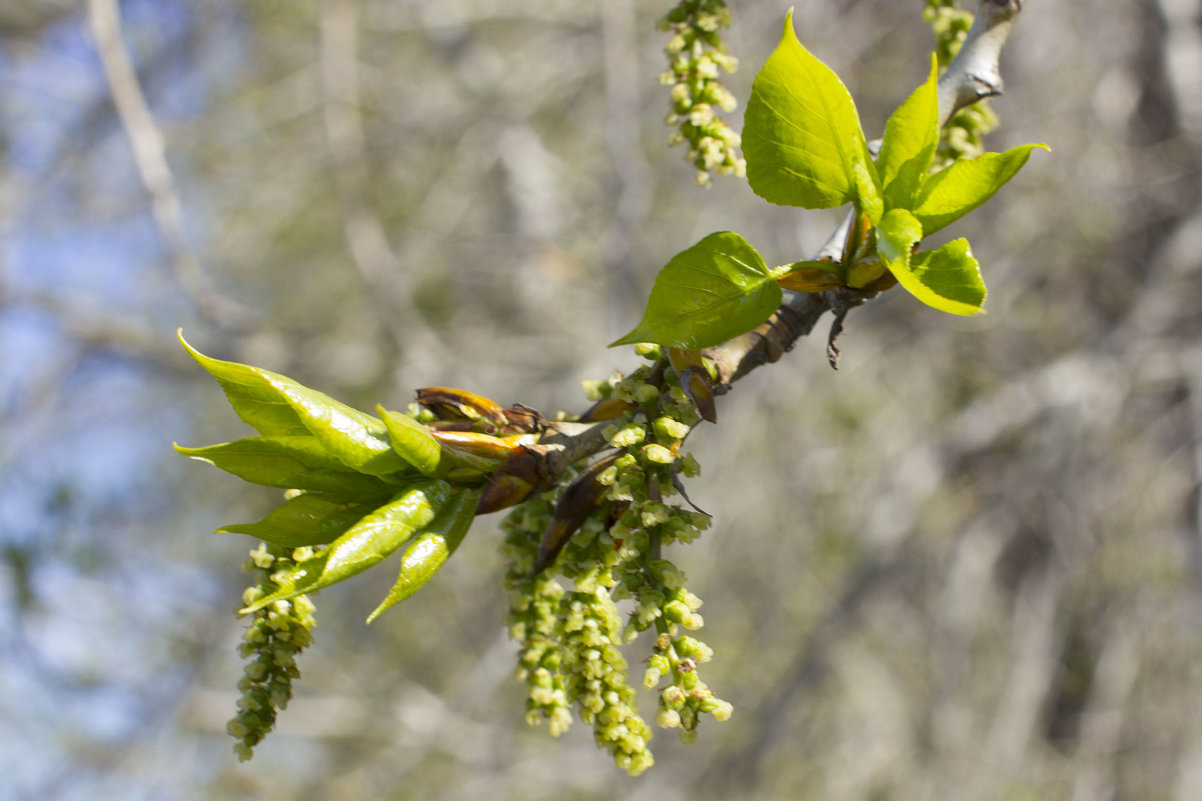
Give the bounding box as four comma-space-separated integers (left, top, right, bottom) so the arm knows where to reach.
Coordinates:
87, 0, 256, 330
706, 0, 1026, 389
481, 0, 1028, 501
938, 0, 1024, 125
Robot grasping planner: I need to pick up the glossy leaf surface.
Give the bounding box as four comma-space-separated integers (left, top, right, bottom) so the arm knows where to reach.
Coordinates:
611, 232, 781, 350
379, 406, 442, 476
220, 493, 376, 548
180, 331, 310, 437
181, 332, 408, 477
366, 487, 481, 623
174, 437, 395, 501
241, 480, 453, 613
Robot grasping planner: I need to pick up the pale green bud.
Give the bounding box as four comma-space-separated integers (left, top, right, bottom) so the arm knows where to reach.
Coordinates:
654, 416, 691, 440
609, 423, 646, 448
643, 443, 675, 464
656, 707, 683, 728
635, 383, 660, 405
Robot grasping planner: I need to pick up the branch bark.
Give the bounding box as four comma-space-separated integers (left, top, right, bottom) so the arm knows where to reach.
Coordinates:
494, 0, 1028, 498
706, 0, 1026, 388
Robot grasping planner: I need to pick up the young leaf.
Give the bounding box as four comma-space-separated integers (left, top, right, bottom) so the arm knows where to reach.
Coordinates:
273, 387, 407, 478
876, 208, 925, 276
241, 480, 453, 613
913, 143, 1049, 234
610, 232, 781, 350
853, 160, 884, 225
174, 437, 397, 501
877, 54, 939, 211
774, 259, 844, 292
220, 494, 376, 548
179, 331, 310, 437
366, 487, 482, 623
743, 9, 871, 209
180, 332, 409, 477
892, 237, 986, 316
378, 406, 442, 476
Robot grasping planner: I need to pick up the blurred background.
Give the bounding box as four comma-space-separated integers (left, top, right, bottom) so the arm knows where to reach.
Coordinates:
3, 0, 1202, 798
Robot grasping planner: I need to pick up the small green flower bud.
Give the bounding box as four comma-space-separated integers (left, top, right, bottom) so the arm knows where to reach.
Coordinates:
653, 416, 691, 440
608, 423, 646, 448
549, 708, 572, 736
662, 684, 687, 710
656, 707, 682, 728
634, 343, 662, 360
640, 503, 671, 528
643, 443, 675, 464
634, 383, 659, 405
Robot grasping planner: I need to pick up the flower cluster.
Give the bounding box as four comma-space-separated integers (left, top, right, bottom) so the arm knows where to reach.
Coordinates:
502, 348, 730, 774
502, 492, 574, 737
923, 0, 999, 166
228, 542, 318, 761
658, 0, 745, 186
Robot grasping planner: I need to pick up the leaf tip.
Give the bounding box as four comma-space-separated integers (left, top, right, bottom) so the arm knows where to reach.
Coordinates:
780, 7, 799, 43
177, 329, 201, 360
608, 332, 642, 349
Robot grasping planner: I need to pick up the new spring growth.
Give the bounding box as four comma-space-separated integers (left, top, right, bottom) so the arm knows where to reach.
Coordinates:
230, 544, 318, 761
500, 356, 728, 774
658, 0, 745, 185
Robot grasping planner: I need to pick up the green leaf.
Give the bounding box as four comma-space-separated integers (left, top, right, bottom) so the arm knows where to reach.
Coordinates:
912, 143, 1049, 234
269, 386, 406, 478
743, 9, 871, 209
219, 493, 377, 548
853, 160, 884, 225
174, 437, 396, 501
179, 331, 309, 437
366, 487, 481, 623
892, 237, 987, 316
241, 480, 453, 613
378, 406, 442, 476
610, 232, 781, 350
179, 331, 408, 477
876, 208, 925, 275
877, 54, 939, 211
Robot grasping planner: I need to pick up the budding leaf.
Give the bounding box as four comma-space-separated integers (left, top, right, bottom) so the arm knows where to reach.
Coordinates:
877, 54, 939, 212
912, 143, 1049, 235
241, 480, 453, 613
179, 331, 310, 437
853, 160, 884, 225
610, 231, 781, 350
179, 331, 408, 478
774, 259, 845, 292
366, 487, 481, 623
174, 437, 396, 501
743, 9, 872, 209
891, 236, 986, 316
220, 493, 376, 548
378, 406, 442, 476
876, 208, 925, 276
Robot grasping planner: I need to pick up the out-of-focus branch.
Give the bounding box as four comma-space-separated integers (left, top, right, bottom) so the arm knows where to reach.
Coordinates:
319, 0, 448, 364
87, 0, 255, 330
